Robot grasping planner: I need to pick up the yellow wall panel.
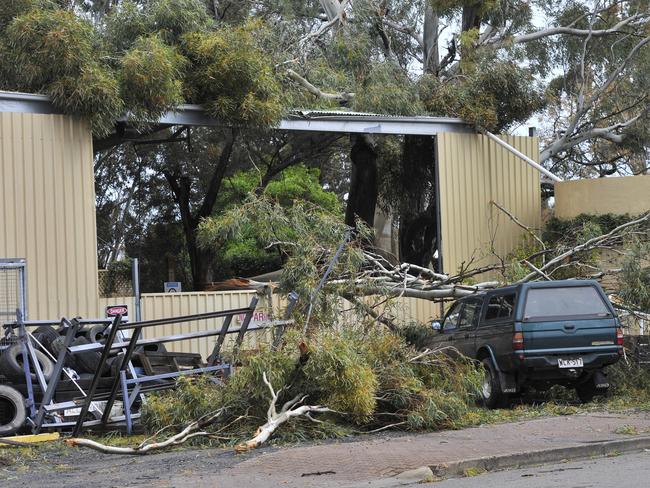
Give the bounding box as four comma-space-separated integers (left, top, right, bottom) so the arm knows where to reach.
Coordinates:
437, 134, 541, 277
0, 112, 98, 319
555, 175, 650, 218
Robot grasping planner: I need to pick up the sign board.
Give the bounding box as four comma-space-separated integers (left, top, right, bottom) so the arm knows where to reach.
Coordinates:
105, 304, 129, 322
164, 281, 182, 293
235, 310, 270, 329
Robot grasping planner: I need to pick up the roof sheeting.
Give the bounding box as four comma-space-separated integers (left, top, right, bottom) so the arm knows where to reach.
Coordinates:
0, 90, 475, 135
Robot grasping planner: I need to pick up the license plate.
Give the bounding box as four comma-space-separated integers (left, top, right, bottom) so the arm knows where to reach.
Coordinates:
558, 358, 583, 368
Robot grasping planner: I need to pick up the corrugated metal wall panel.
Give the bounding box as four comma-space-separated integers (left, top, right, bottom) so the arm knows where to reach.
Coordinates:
437, 133, 541, 277
0, 112, 98, 319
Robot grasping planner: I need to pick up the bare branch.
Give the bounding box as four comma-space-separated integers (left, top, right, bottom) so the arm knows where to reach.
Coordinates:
286, 69, 354, 104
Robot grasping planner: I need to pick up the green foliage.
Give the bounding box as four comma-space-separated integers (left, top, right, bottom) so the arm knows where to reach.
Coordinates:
0, 0, 42, 32
620, 240, 650, 313
210, 165, 341, 278
198, 194, 363, 315
4, 8, 96, 89
46, 61, 123, 135
542, 213, 645, 247
419, 59, 545, 131
142, 325, 485, 444
182, 22, 284, 126
3, 8, 123, 134
146, 0, 213, 44
304, 330, 378, 421
353, 63, 424, 116
119, 35, 187, 121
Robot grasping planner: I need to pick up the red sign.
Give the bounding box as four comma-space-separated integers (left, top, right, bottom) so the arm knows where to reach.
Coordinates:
106, 305, 128, 317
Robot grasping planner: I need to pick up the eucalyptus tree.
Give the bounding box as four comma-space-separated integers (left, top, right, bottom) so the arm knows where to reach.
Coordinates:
1, 0, 648, 279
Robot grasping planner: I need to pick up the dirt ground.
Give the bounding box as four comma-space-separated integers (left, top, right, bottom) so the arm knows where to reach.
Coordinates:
1, 442, 259, 487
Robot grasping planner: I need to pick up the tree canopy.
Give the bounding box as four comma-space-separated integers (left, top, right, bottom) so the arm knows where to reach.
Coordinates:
1, 0, 647, 174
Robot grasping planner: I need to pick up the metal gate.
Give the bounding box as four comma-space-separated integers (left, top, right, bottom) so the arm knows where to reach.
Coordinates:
0, 258, 27, 323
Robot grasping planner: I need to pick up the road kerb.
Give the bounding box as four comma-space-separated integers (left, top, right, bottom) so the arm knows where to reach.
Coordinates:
429, 435, 650, 479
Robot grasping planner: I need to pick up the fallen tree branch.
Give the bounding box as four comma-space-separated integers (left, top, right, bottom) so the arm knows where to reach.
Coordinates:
516, 211, 650, 283
235, 373, 333, 452
286, 69, 354, 103
65, 408, 227, 455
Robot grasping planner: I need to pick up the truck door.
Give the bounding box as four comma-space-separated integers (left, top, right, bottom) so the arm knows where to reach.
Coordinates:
455, 297, 482, 357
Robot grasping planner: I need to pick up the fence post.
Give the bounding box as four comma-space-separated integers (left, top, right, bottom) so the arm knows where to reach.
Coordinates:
132, 258, 142, 322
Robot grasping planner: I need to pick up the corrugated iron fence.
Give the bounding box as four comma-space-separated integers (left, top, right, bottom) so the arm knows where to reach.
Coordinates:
99, 292, 440, 359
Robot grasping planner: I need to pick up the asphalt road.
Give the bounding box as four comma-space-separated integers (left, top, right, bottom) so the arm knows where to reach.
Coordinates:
433, 450, 650, 488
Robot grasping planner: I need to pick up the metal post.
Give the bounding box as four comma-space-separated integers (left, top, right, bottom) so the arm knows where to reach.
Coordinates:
209, 315, 233, 365
34, 319, 80, 433
132, 258, 142, 322
232, 297, 259, 361
17, 310, 36, 418
72, 314, 122, 437
272, 291, 299, 350
101, 327, 142, 425
482, 130, 563, 183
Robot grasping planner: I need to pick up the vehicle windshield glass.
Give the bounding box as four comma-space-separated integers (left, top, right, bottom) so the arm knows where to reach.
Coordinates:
524, 286, 611, 320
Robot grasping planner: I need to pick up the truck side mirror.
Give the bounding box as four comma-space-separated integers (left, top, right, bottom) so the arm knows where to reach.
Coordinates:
431, 321, 442, 331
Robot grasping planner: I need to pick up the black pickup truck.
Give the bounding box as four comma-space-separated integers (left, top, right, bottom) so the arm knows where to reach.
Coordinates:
430, 280, 623, 407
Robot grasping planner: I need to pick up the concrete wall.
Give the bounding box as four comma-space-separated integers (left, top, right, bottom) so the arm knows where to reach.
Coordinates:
555, 175, 650, 218
0, 112, 99, 319
437, 133, 541, 276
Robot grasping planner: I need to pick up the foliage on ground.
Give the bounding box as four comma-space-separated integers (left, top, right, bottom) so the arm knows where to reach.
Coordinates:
141, 325, 484, 445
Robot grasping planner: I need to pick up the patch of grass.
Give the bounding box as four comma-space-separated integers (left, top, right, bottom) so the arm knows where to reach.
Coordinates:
463, 466, 486, 477
615, 425, 639, 435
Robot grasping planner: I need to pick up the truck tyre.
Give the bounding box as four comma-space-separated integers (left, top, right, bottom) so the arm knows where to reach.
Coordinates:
72, 337, 109, 375
576, 381, 602, 403
33, 325, 60, 351
49, 336, 76, 369
481, 358, 505, 409
86, 325, 108, 344
0, 344, 55, 382
0, 385, 26, 436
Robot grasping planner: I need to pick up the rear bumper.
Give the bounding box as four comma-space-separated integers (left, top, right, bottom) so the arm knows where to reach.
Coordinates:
519, 352, 620, 380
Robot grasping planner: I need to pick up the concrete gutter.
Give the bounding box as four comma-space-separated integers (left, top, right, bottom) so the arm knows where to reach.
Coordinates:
348, 435, 650, 487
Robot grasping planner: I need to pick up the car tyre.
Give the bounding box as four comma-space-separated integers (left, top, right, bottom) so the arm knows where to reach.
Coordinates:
0, 344, 55, 382
576, 380, 603, 403
0, 384, 26, 436
481, 358, 505, 409
33, 325, 60, 351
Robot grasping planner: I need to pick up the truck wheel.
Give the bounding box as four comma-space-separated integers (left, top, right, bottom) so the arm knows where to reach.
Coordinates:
481, 358, 505, 409
576, 381, 599, 403
0, 384, 27, 436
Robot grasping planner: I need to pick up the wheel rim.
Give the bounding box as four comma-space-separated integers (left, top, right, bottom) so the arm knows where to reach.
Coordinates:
482, 375, 492, 399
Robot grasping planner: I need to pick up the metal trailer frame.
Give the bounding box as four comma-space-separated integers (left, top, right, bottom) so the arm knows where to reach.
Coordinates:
68, 296, 262, 436
2, 315, 130, 432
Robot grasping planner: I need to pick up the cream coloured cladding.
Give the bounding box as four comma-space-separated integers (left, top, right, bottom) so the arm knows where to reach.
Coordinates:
437, 133, 541, 277
555, 175, 650, 219
99, 292, 442, 360
0, 112, 99, 319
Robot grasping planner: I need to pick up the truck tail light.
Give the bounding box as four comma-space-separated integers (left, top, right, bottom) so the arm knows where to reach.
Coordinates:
616, 327, 624, 354
513, 332, 524, 350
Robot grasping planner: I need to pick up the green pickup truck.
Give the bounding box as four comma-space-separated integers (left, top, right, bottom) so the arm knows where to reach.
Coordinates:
431, 280, 623, 407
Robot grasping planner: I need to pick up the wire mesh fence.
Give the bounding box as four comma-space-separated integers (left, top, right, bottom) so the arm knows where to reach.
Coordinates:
0, 261, 25, 321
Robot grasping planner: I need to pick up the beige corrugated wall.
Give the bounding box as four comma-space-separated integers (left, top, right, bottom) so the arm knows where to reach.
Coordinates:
555, 175, 650, 218
437, 133, 541, 276
0, 112, 99, 319
99, 292, 441, 359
